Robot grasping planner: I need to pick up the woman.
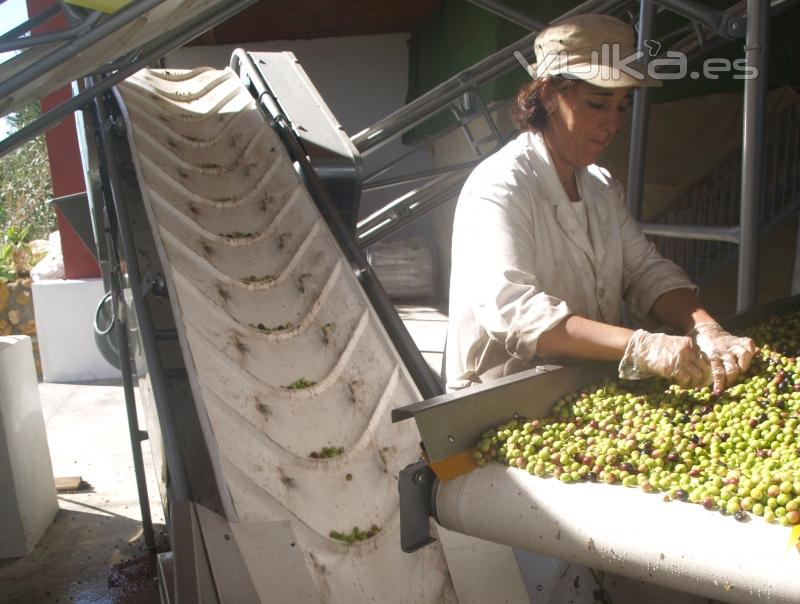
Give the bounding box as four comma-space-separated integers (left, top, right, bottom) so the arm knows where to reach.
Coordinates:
446, 14, 755, 393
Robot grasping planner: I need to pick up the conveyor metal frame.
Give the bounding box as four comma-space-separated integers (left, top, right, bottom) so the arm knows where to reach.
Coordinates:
394, 293, 800, 555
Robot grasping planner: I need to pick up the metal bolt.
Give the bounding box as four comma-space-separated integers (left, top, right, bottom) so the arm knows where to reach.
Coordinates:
447, 435, 455, 444
413, 471, 426, 485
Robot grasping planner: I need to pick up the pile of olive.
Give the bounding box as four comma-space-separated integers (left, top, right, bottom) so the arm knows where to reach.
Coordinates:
473, 311, 800, 525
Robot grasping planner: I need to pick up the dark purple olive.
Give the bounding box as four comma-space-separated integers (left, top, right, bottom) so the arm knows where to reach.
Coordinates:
666, 452, 680, 463
586, 472, 598, 482
673, 489, 689, 502
734, 511, 748, 522
620, 462, 635, 474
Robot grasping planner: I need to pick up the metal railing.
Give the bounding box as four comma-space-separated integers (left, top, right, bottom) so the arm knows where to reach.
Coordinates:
649, 103, 800, 285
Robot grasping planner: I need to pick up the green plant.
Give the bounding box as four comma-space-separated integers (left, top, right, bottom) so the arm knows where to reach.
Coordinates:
0, 224, 43, 280
0, 102, 56, 241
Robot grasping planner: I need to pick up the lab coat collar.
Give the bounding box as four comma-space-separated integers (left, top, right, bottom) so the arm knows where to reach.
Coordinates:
527, 131, 611, 265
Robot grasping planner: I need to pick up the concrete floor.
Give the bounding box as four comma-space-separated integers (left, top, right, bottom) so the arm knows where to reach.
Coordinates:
0, 379, 165, 604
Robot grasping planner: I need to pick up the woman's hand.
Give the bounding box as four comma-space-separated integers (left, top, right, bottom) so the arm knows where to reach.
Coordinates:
619, 329, 710, 388
689, 322, 756, 394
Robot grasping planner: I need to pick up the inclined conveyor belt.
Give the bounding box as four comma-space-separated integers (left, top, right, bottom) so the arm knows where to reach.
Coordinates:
116, 66, 455, 603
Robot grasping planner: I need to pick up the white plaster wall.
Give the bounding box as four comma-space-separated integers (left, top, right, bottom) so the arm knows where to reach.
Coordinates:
32, 279, 121, 383
0, 336, 58, 557
166, 34, 437, 245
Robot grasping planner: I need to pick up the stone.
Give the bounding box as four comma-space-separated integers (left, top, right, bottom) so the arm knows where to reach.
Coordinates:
7, 310, 20, 325
15, 290, 31, 307
19, 320, 36, 336
0, 282, 7, 312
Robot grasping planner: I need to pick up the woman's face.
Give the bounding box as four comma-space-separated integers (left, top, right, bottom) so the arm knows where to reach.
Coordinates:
542, 81, 632, 169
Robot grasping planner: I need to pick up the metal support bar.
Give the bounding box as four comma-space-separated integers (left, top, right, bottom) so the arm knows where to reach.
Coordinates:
465, 0, 547, 31
639, 223, 740, 243
362, 115, 476, 182
469, 86, 505, 150
0, 0, 168, 103
0, 4, 61, 44
737, 0, 769, 311
652, 0, 746, 38
0, 0, 258, 157
351, 31, 539, 155
0, 10, 101, 52
626, 0, 655, 220
357, 173, 469, 249
110, 265, 156, 551
362, 160, 482, 192
232, 50, 443, 400
94, 92, 191, 503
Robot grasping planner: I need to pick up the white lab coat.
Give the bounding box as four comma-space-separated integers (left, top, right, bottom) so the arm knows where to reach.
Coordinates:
446, 130, 695, 390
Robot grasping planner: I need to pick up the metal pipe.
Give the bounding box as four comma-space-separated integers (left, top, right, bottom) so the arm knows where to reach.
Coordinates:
737, 0, 769, 311
94, 93, 191, 503
465, 0, 547, 31
652, 0, 746, 38
0, 11, 102, 53
0, 0, 168, 103
0, 4, 61, 44
626, 0, 656, 220
0, 0, 257, 157
351, 32, 538, 155
362, 160, 481, 192
231, 50, 444, 399
639, 223, 740, 243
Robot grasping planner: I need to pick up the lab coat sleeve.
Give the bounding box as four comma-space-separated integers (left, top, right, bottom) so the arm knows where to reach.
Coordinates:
613, 180, 698, 320
452, 174, 572, 362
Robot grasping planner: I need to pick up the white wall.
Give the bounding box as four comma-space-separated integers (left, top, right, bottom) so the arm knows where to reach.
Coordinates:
0, 336, 58, 557
32, 279, 121, 382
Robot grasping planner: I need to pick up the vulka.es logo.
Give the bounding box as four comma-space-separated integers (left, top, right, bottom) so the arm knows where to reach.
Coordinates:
517, 42, 758, 82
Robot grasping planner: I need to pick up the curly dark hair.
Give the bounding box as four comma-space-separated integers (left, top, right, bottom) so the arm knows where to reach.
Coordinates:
511, 75, 579, 132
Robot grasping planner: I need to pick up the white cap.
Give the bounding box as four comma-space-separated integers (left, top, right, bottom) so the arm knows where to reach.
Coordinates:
533, 14, 662, 88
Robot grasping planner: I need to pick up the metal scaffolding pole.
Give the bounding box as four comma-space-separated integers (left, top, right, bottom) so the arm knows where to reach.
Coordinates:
737, 0, 769, 310
0, 0, 257, 157
626, 0, 656, 220
0, 0, 168, 103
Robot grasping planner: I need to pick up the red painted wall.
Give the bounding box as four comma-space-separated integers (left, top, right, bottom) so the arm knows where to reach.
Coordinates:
26, 0, 100, 279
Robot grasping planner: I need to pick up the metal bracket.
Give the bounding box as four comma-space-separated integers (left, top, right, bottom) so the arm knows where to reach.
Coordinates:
398, 460, 437, 553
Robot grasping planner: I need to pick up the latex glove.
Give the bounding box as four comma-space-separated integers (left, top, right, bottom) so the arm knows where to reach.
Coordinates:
619, 329, 710, 388
689, 322, 756, 394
